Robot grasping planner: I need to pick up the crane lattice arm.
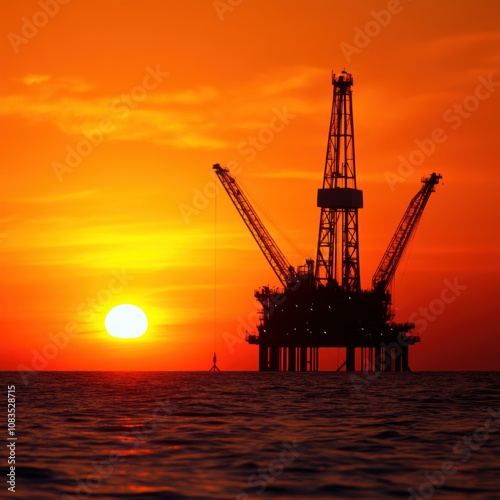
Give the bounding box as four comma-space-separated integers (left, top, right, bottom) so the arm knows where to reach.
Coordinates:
213, 164, 294, 288
372, 172, 442, 291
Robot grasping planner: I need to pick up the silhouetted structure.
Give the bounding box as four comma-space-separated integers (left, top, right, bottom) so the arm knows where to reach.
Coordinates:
209, 352, 220, 372
214, 71, 441, 372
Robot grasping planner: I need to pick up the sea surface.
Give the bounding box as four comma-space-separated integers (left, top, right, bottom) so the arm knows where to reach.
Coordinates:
1, 371, 499, 500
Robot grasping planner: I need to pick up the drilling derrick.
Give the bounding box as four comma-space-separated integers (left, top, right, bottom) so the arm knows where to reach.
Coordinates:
214, 69, 442, 373
316, 71, 363, 292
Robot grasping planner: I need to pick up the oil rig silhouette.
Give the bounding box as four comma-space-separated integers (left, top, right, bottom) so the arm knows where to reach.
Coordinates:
214, 70, 441, 372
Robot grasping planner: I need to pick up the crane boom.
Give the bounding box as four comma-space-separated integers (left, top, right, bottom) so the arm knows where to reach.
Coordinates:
372, 172, 442, 291
213, 164, 294, 288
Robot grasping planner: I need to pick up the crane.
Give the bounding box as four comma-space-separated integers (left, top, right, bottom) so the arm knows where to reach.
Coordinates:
372, 172, 442, 292
212, 163, 297, 289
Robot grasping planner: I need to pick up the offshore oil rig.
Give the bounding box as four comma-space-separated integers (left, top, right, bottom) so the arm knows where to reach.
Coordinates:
214, 70, 441, 372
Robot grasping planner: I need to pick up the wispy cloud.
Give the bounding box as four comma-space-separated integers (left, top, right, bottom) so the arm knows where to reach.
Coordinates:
21, 74, 51, 85
259, 66, 325, 96
253, 170, 318, 181
0, 76, 225, 148
1, 66, 328, 149
0, 210, 253, 272
414, 31, 500, 58
4, 189, 98, 204
19, 74, 93, 93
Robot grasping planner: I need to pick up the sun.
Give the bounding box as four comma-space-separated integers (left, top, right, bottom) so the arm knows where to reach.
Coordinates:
105, 304, 148, 339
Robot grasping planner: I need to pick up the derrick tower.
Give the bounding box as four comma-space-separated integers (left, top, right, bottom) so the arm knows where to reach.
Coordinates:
315, 71, 363, 291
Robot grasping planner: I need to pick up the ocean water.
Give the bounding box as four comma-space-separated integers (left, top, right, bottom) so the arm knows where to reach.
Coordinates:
1, 371, 499, 500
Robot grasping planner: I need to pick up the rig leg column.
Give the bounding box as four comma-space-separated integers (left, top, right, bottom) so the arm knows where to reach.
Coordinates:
310, 347, 319, 371
300, 347, 307, 372
385, 346, 392, 372
270, 347, 280, 371
346, 346, 355, 372
288, 347, 296, 372
259, 345, 268, 371
395, 348, 402, 372
401, 346, 409, 371
375, 347, 383, 371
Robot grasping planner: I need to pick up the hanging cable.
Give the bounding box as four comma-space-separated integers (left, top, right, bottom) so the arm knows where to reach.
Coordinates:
214, 189, 217, 353
392, 218, 422, 312
210, 192, 220, 372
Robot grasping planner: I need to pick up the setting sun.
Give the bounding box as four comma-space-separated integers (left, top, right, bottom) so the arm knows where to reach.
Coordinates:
105, 304, 148, 339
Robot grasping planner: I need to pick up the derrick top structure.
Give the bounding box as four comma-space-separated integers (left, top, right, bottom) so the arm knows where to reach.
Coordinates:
315, 71, 363, 292
323, 71, 356, 190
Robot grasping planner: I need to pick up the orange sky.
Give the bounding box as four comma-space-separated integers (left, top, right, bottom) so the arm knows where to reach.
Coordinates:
1, 0, 499, 372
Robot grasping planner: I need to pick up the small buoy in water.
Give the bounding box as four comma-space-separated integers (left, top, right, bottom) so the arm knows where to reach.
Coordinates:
209, 352, 220, 372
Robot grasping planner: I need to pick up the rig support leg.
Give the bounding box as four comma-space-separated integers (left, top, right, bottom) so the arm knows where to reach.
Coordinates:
395, 348, 402, 372
309, 347, 319, 371
288, 347, 296, 372
346, 346, 355, 372
300, 347, 307, 371
270, 347, 280, 371
259, 345, 268, 371
375, 347, 383, 371
401, 346, 409, 372
384, 346, 392, 372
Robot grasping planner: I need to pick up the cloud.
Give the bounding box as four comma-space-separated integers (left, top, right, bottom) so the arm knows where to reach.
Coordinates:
148, 86, 219, 105
224, 65, 328, 121
0, 66, 328, 149
21, 74, 51, 85
259, 66, 325, 96
4, 189, 98, 204
19, 74, 93, 93
415, 31, 500, 57
0, 76, 225, 148
0, 210, 255, 272
253, 170, 318, 181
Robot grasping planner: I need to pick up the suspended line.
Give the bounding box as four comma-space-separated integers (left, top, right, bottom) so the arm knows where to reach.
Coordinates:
213, 189, 217, 353
393, 218, 423, 308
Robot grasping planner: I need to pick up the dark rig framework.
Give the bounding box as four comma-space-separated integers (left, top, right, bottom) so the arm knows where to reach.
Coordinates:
214, 71, 441, 372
